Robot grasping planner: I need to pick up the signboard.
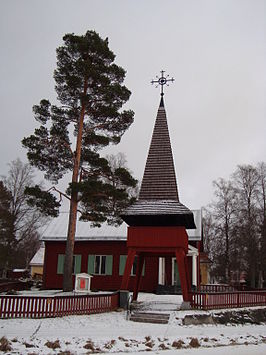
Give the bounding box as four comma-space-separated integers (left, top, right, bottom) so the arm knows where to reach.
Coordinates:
75, 273, 93, 293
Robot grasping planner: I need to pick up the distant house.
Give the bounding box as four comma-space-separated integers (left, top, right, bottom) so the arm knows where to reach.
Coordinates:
29, 246, 45, 279
41, 210, 206, 292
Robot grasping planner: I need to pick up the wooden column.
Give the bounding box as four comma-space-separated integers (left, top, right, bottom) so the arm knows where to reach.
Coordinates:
121, 249, 136, 290
165, 256, 172, 286
133, 254, 144, 301
175, 249, 189, 302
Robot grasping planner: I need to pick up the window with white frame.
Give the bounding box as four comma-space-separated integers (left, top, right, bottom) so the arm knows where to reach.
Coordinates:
87, 255, 113, 275
94, 255, 106, 275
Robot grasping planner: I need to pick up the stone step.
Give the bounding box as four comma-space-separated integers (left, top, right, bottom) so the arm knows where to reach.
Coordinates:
130, 312, 170, 324
135, 311, 170, 319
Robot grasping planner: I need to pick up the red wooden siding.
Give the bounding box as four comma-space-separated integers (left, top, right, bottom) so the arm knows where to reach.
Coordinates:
44, 241, 159, 292
127, 226, 188, 251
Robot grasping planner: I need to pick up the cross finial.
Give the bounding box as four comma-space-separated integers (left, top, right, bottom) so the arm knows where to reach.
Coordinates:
151, 70, 174, 96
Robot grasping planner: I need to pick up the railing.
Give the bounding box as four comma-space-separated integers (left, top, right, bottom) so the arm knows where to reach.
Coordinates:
197, 284, 236, 293
234, 284, 266, 291
0, 292, 119, 319
190, 290, 266, 310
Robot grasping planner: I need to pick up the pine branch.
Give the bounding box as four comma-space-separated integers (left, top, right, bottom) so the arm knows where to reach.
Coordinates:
47, 186, 71, 203
53, 137, 74, 158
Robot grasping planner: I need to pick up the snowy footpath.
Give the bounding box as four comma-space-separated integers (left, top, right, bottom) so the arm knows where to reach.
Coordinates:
0, 293, 265, 354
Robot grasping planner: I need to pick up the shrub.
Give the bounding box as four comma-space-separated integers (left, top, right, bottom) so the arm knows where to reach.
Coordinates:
84, 340, 95, 351
45, 339, 60, 349
104, 340, 116, 349
145, 341, 154, 349
159, 343, 169, 350
172, 339, 185, 349
0, 337, 12, 352
189, 338, 200, 348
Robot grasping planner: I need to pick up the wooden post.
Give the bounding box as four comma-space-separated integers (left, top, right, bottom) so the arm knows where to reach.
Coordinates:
120, 249, 136, 290
165, 256, 172, 286
175, 249, 189, 302
133, 255, 144, 301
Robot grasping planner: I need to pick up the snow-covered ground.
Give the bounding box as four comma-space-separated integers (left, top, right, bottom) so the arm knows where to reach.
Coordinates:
0, 293, 265, 354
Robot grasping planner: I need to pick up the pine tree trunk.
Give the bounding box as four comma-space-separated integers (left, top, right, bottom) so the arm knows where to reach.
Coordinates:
62, 155, 82, 292
62, 192, 79, 291
62, 82, 88, 292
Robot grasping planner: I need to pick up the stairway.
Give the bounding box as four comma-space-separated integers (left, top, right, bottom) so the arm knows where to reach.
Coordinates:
130, 311, 170, 324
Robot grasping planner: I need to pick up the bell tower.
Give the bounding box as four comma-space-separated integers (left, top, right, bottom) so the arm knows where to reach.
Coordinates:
120, 71, 196, 302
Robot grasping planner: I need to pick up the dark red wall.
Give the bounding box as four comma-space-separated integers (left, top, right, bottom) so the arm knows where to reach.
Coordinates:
128, 226, 188, 251
43, 241, 159, 292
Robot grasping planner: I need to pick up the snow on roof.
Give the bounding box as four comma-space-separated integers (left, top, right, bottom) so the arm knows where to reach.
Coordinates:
187, 209, 202, 240
30, 246, 45, 265
41, 210, 202, 242
122, 200, 193, 215
41, 212, 127, 241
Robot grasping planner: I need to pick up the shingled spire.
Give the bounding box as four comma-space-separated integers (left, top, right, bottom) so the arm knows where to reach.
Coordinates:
121, 71, 195, 228
139, 96, 179, 200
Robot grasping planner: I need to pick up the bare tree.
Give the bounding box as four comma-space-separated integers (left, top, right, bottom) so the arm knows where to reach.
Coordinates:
204, 162, 266, 287
1, 159, 46, 270
105, 152, 139, 199
204, 178, 237, 283
233, 165, 260, 288
256, 162, 266, 287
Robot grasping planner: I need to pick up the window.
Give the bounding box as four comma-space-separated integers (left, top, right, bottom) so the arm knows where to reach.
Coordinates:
57, 254, 81, 275
87, 255, 113, 275
119, 255, 145, 276
94, 255, 106, 275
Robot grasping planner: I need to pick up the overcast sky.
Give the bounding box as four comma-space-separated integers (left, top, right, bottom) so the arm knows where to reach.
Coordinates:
0, 0, 265, 210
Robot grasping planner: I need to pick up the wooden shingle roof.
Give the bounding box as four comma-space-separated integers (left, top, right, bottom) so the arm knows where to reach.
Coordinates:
139, 98, 179, 200
121, 98, 196, 229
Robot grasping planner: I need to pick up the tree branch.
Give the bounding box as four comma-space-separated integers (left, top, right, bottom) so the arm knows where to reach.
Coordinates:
47, 186, 71, 203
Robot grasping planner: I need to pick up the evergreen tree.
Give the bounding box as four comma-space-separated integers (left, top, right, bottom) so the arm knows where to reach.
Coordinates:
0, 181, 15, 275
22, 31, 136, 291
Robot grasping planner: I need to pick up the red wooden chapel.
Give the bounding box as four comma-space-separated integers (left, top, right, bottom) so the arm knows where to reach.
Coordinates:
120, 71, 196, 302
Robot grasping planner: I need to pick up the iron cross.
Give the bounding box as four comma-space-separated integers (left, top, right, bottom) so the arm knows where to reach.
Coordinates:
151, 70, 174, 96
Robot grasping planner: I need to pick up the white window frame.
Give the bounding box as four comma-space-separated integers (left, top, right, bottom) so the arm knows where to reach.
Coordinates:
94, 255, 107, 275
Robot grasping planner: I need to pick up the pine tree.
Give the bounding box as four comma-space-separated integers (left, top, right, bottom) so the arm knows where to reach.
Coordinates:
22, 30, 136, 291
0, 181, 15, 275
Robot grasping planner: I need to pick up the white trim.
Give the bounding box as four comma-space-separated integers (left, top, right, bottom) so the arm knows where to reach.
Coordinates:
192, 254, 197, 286
158, 257, 165, 285
188, 244, 199, 256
